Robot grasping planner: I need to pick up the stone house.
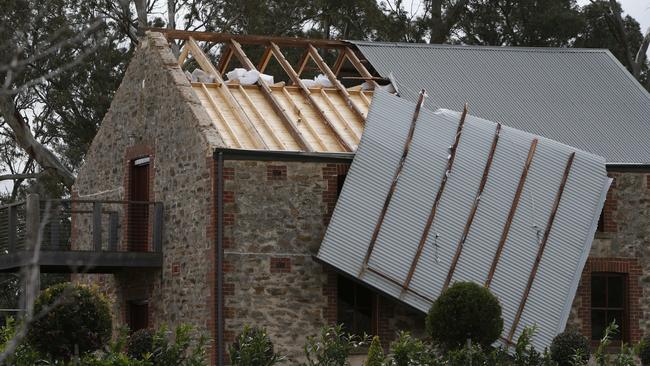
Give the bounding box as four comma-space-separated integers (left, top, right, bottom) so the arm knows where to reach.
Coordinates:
36, 30, 650, 364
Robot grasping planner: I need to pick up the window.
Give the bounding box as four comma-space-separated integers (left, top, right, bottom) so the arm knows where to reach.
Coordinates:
591, 273, 627, 341
127, 300, 149, 332
336, 173, 347, 198
337, 275, 374, 336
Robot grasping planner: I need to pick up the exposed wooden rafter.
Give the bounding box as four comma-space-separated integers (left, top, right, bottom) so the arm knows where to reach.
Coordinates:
401, 105, 468, 292
186, 37, 269, 149
216, 45, 233, 75
257, 46, 273, 73
307, 44, 367, 121
506, 152, 576, 344
343, 47, 378, 89
154, 28, 348, 48
228, 39, 314, 152
268, 42, 355, 151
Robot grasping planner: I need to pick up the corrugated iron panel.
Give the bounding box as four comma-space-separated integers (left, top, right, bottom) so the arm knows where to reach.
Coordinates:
317, 89, 610, 350
352, 41, 650, 164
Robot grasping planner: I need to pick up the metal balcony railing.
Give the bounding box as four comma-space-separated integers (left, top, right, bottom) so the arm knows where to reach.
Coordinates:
0, 194, 163, 272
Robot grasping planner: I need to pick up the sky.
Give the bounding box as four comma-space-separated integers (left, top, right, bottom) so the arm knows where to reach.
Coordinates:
2, 1, 649, 198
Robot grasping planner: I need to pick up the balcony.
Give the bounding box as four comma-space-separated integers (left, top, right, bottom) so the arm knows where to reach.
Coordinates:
0, 194, 163, 273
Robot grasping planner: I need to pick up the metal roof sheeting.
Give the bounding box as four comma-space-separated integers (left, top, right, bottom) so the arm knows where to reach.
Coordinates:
352, 41, 650, 164
317, 89, 611, 350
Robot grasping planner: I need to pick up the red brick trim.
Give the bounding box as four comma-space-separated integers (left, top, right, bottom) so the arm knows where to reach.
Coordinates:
322, 163, 350, 225
599, 174, 618, 233
270, 257, 291, 273
575, 257, 642, 342
266, 165, 287, 181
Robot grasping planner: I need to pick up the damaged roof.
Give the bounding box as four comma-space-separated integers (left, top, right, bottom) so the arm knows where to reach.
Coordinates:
352, 41, 650, 164
317, 89, 611, 351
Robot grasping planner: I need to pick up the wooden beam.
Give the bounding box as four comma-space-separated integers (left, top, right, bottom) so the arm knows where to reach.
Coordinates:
344, 47, 379, 89
295, 49, 310, 78
506, 152, 576, 343
280, 87, 327, 151
307, 44, 366, 121
332, 50, 346, 76
178, 45, 190, 66
217, 45, 233, 75
229, 39, 314, 152
257, 46, 273, 73
200, 84, 243, 148
401, 105, 468, 292
187, 38, 269, 149
319, 88, 361, 141
269, 42, 355, 151
237, 85, 287, 150
359, 90, 427, 276
485, 139, 538, 288
152, 28, 348, 48
442, 123, 502, 291
358, 90, 371, 107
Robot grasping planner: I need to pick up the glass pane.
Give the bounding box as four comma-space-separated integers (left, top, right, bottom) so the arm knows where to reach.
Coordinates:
356, 285, 373, 309
591, 310, 607, 340
607, 276, 625, 308
591, 275, 607, 308
608, 310, 624, 341
338, 276, 355, 305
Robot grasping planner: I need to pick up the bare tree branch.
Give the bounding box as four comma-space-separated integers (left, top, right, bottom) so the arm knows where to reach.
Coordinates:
0, 173, 39, 182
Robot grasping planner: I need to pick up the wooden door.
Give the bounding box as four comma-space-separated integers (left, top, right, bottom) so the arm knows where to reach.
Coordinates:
128, 157, 150, 251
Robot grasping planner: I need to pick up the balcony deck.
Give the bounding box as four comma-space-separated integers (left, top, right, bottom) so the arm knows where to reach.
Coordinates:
0, 196, 163, 273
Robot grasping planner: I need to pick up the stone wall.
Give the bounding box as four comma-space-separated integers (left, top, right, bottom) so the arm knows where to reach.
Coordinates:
72, 31, 222, 354
567, 171, 650, 342
221, 159, 425, 364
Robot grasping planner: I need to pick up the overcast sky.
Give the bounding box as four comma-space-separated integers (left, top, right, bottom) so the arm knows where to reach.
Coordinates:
2, 1, 649, 198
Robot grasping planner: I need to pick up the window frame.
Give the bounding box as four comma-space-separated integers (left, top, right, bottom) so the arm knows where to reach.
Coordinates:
336, 275, 377, 337
590, 272, 628, 343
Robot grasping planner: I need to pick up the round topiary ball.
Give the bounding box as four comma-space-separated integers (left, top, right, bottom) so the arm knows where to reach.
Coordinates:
550, 330, 590, 366
27, 283, 112, 360
426, 281, 503, 349
128, 328, 154, 360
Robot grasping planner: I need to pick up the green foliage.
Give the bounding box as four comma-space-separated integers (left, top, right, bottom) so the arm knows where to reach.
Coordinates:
149, 324, 208, 366
364, 336, 385, 366
303, 324, 368, 366
81, 328, 151, 366
0, 317, 43, 366
550, 330, 590, 366
26, 283, 112, 360
426, 282, 504, 350
127, 329, 154, 360
229, 325, 284, 366
639, 337, 650, 366
388, 331, 435, 366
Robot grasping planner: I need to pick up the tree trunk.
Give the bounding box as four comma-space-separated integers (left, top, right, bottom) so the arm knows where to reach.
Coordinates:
0, 95, 75, 187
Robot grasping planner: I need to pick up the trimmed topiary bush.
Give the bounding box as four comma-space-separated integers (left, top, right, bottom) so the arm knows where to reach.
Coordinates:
229, 325, 283, 365
426, 281, 503, 350
26, 283, 112, 360
550, 330, 590, 366
127, 328, 154, 360
364, 336, 385, 366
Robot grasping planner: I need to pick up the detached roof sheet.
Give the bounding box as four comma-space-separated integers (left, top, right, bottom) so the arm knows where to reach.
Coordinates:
317, 90, 611, 350
352, 41, 650, 164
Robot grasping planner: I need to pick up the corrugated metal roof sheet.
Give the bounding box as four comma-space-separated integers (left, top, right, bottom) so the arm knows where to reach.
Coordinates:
352, 41, 650, 164
317, 89, 611, 350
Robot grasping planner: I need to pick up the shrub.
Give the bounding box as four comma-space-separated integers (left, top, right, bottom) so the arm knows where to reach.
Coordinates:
150, 324, 208, 366
303, 324, 368, 366
128, 329, 154, 360
389, 331, 434, 366
550, 330, 590, 366
229, 326, 283, 366
426, 282, 503, 350
26, 283, 112, 360
364, 336, 385, 366
640, 337, 650, 366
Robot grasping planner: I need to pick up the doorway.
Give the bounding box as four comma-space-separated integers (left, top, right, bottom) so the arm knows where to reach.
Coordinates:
128, 156, 150, 252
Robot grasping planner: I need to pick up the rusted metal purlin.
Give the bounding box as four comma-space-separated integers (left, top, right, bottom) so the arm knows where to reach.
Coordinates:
228, 39, 314, 152
485, 139, 538, 288
153, 28, 348, 48
186, 38, 269, 149
401, 105, 468, 292
506, 152, 576, 343
442, 123, 502, 291
217, 45, 233, 75
366, 266, 433, 303
307, 44, 367, 121
268, 42, 355, 151
359, 90, 427, 276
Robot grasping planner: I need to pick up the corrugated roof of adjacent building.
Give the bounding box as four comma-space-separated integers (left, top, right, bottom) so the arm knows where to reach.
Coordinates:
317, 90, 611, 350
352, 41, 650, 164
